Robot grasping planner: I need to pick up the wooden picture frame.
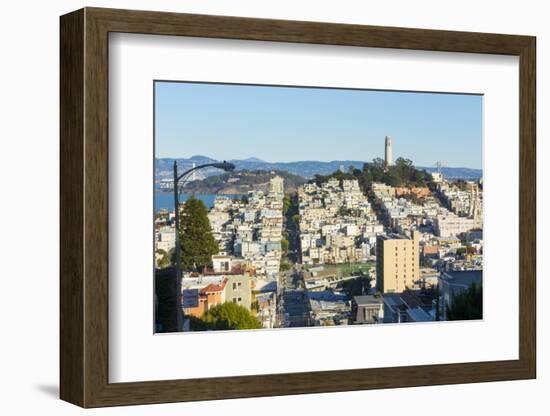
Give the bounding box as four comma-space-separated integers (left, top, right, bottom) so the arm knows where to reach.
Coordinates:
60, 7, 536, 408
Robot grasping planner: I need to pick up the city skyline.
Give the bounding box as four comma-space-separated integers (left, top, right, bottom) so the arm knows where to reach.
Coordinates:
154, 80, 484, 333
155, 81, 483, 169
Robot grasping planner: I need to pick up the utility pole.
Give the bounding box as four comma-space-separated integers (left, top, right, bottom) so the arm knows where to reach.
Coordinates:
171, 160, 235, 331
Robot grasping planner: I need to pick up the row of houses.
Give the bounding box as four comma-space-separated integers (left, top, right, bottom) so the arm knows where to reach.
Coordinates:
181, 262, 279, 329
299, 179, 383, 265
208, 176, 285, 280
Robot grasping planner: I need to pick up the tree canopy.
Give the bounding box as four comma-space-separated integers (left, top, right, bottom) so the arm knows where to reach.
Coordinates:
446, 282, 482, 321
155, 248, 172, 269
178, 196, 218, 271
201, 302, 262, 330
283, 194, 291, 215
311, 157, 432, 192
281, 238, 289, 253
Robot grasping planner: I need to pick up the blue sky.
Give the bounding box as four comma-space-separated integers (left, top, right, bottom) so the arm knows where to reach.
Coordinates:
155, 81, 482, 169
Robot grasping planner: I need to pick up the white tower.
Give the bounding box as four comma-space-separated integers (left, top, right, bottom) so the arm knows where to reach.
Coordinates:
385, 136, 393, 166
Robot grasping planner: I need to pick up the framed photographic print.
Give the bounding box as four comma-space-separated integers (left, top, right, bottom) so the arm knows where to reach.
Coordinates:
60, 7, 536, 408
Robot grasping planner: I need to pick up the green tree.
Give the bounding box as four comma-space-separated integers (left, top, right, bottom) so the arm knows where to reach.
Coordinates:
456, 246, 477, 258
394, 157, 413, 178
155, 248, 171, 269
178, 196, 218, 271
281, 238, 289, 253
369, 158, 386, 182
185, 315, 211, 331
465, 245, 477, 255
308, 157, 432, 195
280, 261, 291, 271
202, 302, 262, 330
446, 282, 482, 321
283, 194, 291, 215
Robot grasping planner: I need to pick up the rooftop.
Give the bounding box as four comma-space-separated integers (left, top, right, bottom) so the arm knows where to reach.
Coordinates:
308, 290, 349, 303
253, 279, 277, 293
441, 270, 482, 287
400, 290, 433, 310
310, 299, 349, 313
377, 233, 410, 241
181, 275, 227, 291
353, 295, 384, 306
407, 307, 432, 322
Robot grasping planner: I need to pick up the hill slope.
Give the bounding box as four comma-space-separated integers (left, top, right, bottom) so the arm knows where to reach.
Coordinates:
155, 156, 482, 181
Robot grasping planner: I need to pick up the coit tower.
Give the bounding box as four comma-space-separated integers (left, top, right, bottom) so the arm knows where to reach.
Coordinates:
385, 136, 393, 166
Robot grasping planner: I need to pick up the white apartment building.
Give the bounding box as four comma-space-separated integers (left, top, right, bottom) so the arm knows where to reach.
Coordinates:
155, 226, 175, 252
434, 214, 476, 237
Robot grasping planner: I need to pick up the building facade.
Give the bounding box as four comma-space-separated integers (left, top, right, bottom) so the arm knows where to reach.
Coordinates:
225, 274, 252, 310
269, 175, 284, 195
434, 214, 476, 238
376, 231, 420, 293
352, 295, 384, 324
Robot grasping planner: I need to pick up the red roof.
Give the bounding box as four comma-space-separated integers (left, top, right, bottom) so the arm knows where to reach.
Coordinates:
200, 278, 228, 294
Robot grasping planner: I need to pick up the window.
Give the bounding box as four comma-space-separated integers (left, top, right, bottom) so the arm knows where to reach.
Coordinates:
232, 282, 242, 290
232, 297, 242, 304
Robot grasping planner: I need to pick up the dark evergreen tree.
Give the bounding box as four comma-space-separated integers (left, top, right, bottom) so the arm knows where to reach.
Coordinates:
178, 196, 218, 271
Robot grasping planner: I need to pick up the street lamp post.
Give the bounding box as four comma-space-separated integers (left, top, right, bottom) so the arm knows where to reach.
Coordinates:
173, 160, 235, 331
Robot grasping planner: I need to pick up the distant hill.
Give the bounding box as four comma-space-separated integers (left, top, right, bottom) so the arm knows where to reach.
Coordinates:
155, 156, 368, 180
155, 156, 482, 181
183, 169, 307, 195
156, 156, 219, 181
420, 166, 482, 180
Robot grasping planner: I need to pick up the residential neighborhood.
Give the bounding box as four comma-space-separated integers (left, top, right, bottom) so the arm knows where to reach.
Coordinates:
154, 136, 483, 332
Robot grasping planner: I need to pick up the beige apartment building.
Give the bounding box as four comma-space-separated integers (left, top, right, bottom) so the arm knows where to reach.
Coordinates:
376, 231, 420, 293
225, 274, 252, 310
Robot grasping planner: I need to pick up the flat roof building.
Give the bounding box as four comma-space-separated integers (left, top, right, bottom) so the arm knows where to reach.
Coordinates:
352, 295, 384, 324
376, 231, 420, 293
